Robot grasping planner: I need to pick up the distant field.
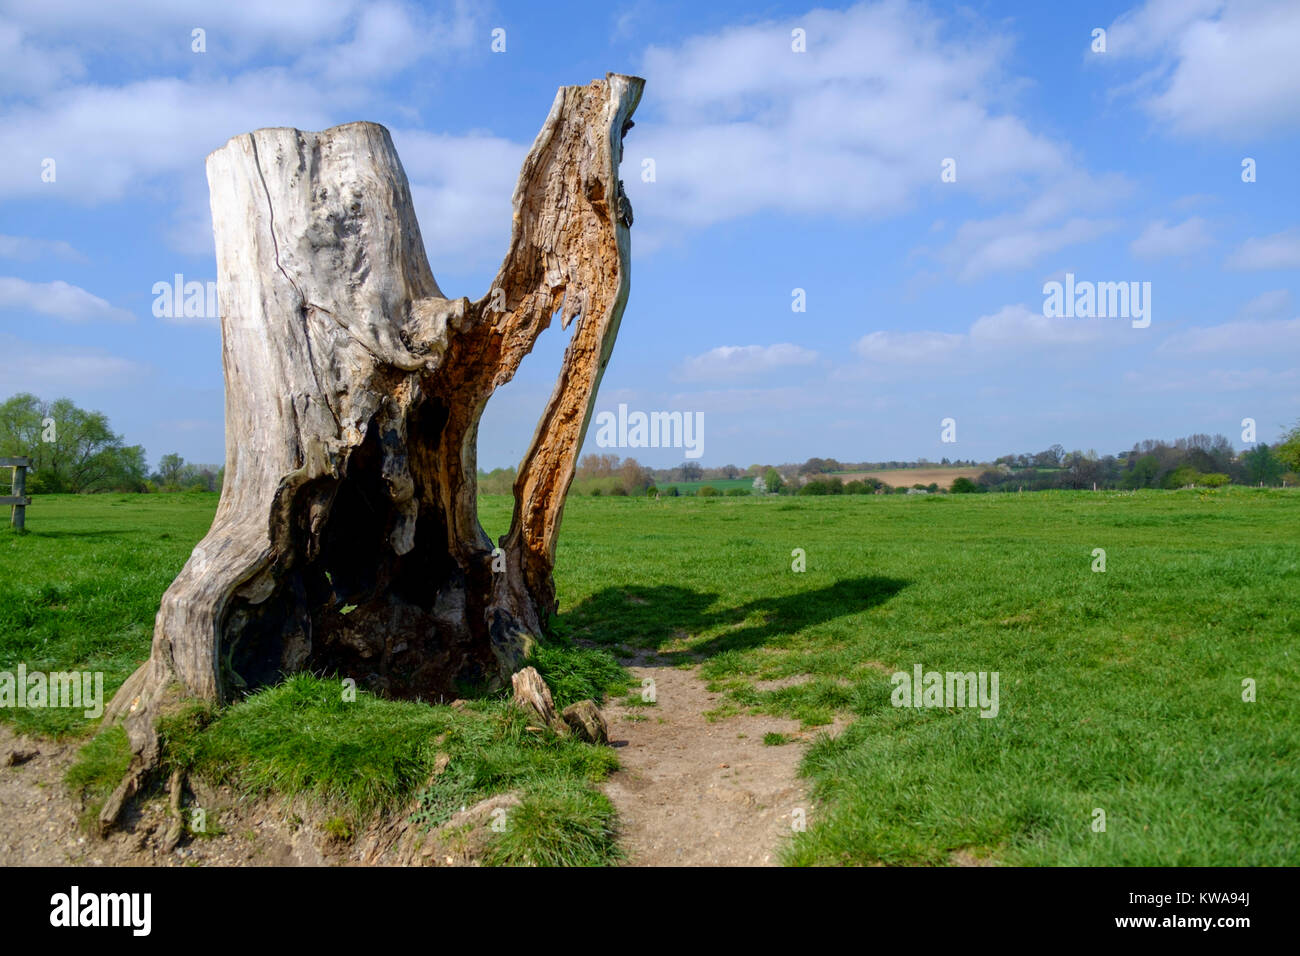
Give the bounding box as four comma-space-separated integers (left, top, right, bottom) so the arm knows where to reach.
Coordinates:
833, 465, 985, 487
652, 477, 754, 494
4, 488, 1298, 864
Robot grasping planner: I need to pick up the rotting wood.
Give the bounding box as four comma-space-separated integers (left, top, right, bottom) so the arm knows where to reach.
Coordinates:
511, 666, 568, 735
100, 74, 644, 831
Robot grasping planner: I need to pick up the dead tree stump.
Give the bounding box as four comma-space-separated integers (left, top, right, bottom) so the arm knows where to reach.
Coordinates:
101, 74, 644, 824
511, 666, 568, 735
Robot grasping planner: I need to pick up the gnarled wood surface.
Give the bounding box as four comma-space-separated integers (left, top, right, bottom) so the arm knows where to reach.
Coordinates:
101, 74, 644, 829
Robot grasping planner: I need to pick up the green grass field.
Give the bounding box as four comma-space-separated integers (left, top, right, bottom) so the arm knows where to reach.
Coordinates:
0, 493, 218, 736
3, 488, 1298, 865
650, 477, 754, 495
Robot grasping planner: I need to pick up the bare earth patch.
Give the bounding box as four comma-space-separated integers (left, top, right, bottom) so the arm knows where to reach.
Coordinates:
4, 658, 836, 868
602, 658, 821, 866
1, 724, 340, 866
835, 466, 984, 487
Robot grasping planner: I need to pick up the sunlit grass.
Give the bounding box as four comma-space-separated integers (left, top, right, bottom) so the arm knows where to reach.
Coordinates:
12, 487, 1300, 864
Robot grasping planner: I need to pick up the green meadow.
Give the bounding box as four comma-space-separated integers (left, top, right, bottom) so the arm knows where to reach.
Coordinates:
3, 488, 1298, 864
646, 477, 755, 495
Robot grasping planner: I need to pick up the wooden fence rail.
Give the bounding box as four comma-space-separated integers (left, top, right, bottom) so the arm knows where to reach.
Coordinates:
1, 457, 32, 531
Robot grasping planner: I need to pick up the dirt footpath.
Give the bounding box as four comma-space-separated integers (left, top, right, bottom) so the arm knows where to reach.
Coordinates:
601, 657, 819, 866
2, 660, 825, 867
0, 730, 92, 866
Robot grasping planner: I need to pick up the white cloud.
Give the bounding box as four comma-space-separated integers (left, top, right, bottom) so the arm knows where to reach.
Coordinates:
1235, 288, 1292, 318
0, 0, 481, 90
298, 0, 478, 84
1170, 193, 1219, 211
1157, 316, 1300, 355
938, 185, 1122, 280
854, 303, 1137, 365
162, 175, 218, 258
0, 276, 135, 322
1104, 0, 1225, 58
392, 130, 526, 278
969, 304, 1122, 347
1104, 0, 1300, 138
0, 73, 337, 204
854, 330, 964, 364
0, 0, 493, 263
0, 333, 147, 389
0, 0, 374, 67
1130, 217, 1212, 260
0, 22, 84, 94
0, 234, 85, 262
678, 343, 819, 381
0, 67, 528, 273
632, 0, 1105, 270
1225, 229, 1300, 271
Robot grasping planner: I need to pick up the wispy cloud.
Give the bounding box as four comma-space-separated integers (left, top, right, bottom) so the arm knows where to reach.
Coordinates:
392, 130, 527, 277
678, 343, 819, 381
1130, 217, 1212, 260
854, 304, 1138, 366
0, 276, 135, 322
0, 333, 148, 388
1103, 0, 1300, 138
1225, 228, 1300, 271
1157, 316, 1300, 355
854, 329, 964, 364
1235, 288, 1292, 318
0, 0, 495, 264
632, 0, 1113, 277
936, 184, 1123, 280
0, 234, 85, 262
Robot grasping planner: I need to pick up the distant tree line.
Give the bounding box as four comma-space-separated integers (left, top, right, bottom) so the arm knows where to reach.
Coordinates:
12, 391, 1296, 499
477, 465, 517, 495
793, 455, 979, 475
552, 428, 1300, 498
977, 433, 1299, 492
566, 454, 656, 495
152, 452, 224, 493
1, 393, 222, 494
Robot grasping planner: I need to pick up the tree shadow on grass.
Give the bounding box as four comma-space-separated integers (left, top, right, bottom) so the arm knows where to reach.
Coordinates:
560, 575, 908, 665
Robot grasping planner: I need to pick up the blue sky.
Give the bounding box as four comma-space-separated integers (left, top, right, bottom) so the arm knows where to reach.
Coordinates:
1, 0, 1297, 471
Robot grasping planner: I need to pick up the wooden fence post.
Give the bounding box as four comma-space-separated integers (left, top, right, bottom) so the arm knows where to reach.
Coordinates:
1, 457, 32, 531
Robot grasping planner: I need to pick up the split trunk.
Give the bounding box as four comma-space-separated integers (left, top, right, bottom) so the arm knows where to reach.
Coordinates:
102, 74, 644, 822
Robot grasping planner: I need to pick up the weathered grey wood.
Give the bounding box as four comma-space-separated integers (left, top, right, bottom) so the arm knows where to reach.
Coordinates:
561, 699, 609, 744
511, 665, 568, 734
161, 768, 185, 852
101, 74, 644, 827
7, 463, 26, 531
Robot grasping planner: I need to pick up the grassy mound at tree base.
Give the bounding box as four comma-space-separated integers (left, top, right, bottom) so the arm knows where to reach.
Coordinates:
153, 670, 623, 866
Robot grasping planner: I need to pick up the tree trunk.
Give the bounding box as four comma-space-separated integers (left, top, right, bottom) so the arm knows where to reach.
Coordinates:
101, 74, 644, 823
